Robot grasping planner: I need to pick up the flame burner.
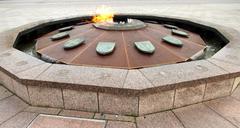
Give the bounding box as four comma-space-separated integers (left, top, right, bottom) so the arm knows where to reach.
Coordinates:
93, 18, 147, 31
113, 16, 128, 23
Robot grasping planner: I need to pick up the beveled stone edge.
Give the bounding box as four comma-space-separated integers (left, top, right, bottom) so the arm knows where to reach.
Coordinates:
207, 58, 240, 78
1, 68, 236, 116
0, 30, 16, 52
0, 48, 46, 80
0, 14, 239, 96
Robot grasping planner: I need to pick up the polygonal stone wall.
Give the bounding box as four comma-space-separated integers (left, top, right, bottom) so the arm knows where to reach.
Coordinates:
0, 15, 240, 116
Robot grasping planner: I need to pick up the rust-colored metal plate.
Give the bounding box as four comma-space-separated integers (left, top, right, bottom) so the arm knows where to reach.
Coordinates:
36, 22, 206, 69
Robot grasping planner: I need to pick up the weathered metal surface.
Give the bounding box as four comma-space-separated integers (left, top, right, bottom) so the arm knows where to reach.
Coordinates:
147, 23, 206, 46
36, 22, 206, 69
93, 19, 146, 31
134, 41, 155, 54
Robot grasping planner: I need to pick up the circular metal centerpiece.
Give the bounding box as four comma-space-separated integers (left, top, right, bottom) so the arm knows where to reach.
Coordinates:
93, 19, 147, 31
35, 19, 207, 69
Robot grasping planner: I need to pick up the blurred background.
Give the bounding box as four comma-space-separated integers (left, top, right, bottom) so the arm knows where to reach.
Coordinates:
0, 0, 239, 32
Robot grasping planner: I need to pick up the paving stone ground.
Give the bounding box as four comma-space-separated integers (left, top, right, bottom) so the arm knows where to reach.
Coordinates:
0, 1, 240, 128
0, 0, 240, 33
0, 83, 240, 127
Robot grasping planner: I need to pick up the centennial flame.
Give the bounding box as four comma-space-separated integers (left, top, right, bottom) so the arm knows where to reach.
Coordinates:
92, 5, 114, 23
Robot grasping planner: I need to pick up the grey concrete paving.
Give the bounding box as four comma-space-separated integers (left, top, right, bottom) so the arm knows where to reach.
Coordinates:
0, 95, 28, 124
0, 112, 38, 128
1, 0, 240, 4
0, 86, 12, 100
0, 0, 240, 34
173, 103, 236, 128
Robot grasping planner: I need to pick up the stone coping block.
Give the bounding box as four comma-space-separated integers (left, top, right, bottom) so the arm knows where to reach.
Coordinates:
212, 43, 240, 66
140, 60, 228, 90
208, 58, 240, 78
36, 64, 128, 89
0, 15, 239, 116
0, 48, 45, 77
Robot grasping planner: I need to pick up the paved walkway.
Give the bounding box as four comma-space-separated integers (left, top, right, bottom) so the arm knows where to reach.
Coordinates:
0, 0, 240, 33
0, 84, 240, 128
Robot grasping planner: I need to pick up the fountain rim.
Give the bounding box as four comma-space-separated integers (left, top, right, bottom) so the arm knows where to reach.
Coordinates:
0, 14, 238, 96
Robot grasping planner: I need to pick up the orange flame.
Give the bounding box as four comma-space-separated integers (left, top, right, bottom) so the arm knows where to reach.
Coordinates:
92, 5, 114, 23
